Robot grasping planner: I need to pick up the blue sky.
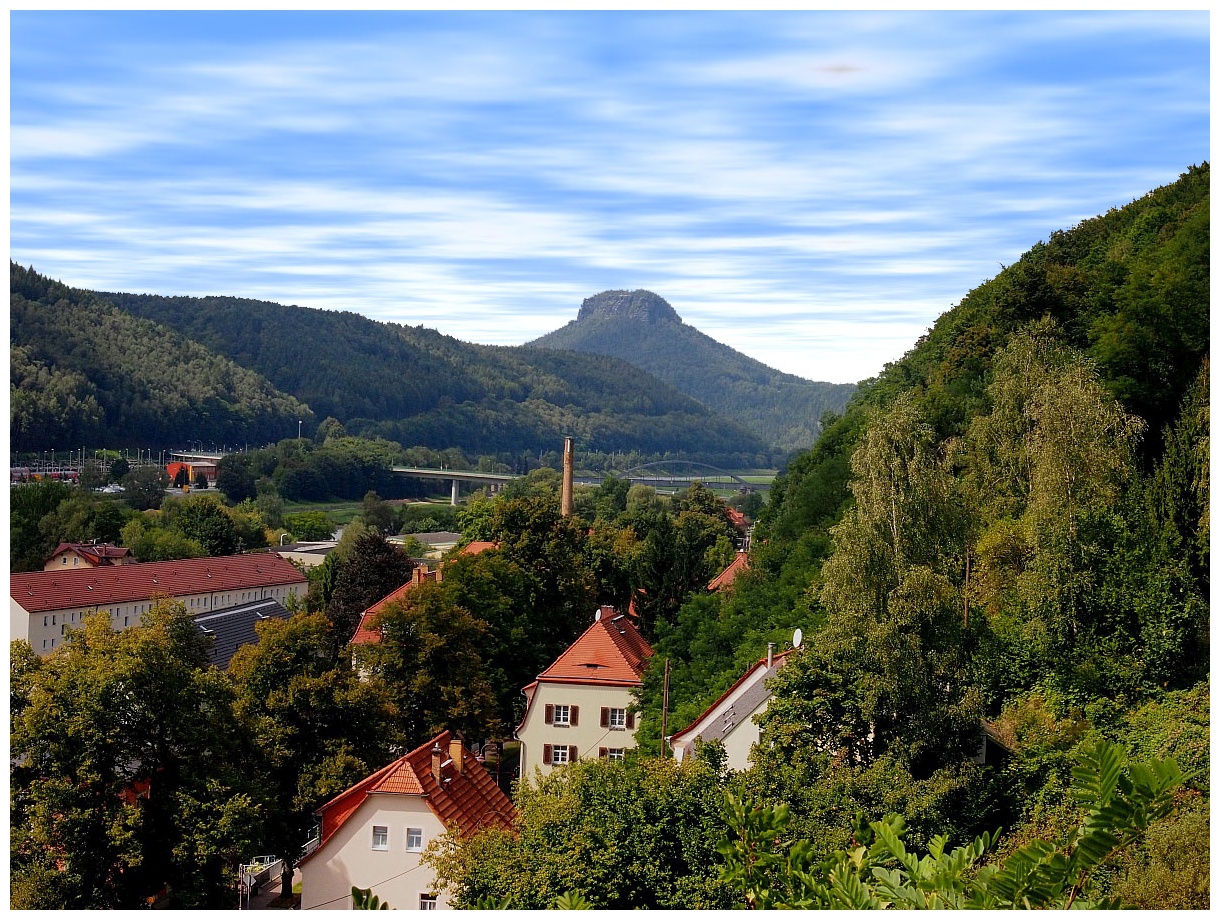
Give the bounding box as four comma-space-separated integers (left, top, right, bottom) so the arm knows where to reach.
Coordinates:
9, 11, 1210, 384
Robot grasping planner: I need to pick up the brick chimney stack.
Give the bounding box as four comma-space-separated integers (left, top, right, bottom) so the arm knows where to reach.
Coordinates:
560, 437, 574, 517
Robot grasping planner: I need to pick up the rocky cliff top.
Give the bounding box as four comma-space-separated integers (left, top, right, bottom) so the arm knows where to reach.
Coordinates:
577, 290, 681, 325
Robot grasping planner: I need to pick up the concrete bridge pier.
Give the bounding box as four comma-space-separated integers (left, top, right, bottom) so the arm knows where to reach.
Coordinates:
450, 479, 460, 505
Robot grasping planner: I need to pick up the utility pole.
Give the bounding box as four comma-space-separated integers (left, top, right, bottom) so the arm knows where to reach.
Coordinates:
660, 658, 671, 757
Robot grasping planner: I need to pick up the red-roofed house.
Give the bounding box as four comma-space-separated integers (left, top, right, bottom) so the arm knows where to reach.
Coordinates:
299, 730, 515, 911
670, 646, 795, 771
515, 606, 653, 777
43, 542, 134, 571
708, 551, 750, 592
350, 565, 442, 647
10, 553, 308, 655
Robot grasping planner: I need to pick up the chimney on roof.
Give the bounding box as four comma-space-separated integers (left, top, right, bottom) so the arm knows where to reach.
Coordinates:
560, 437, 574, 518
431, 741, 443, 780
448, 736, 465, 774
767, 642, 775, 669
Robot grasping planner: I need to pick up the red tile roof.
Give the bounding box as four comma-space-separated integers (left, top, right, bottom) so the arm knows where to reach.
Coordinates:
10, 553, 308, 614
349, 566, 441, 646
304, 731, 515, 861
534, 606, 652, 687
458, 540, 498, 556
46, 542, 133, 567
708, 551, 750, 592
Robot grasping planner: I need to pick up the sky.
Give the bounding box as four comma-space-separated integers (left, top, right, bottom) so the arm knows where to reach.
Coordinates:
9, 11, 1211, 384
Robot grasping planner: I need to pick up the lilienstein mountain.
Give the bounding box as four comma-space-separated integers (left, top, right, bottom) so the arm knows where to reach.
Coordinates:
10, 269, 850, 466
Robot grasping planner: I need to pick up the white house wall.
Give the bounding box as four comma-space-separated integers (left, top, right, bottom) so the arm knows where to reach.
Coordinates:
300, 794, 448, 911
17, 582, 305, 655
517, 682, 641, 779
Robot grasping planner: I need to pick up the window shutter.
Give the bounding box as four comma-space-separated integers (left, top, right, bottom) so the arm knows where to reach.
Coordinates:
570, 705, 579, 726
569, 745, 577, 761
600, 707, 609, 728
543, 744, 552, 765
626, 711, 635, 729
599, 747, 608, 759
544, 704, 554, 725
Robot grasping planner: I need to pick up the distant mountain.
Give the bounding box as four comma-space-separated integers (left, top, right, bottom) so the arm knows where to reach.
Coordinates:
530, 290, 855, 455
82, 284, 769, 466
10, 263, 313, 452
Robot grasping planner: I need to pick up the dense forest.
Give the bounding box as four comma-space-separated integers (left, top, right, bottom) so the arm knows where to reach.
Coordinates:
10, 265, 313, 451
86, 284, 771, 467
10, 165, 1208, 909
532, 288, 856, 454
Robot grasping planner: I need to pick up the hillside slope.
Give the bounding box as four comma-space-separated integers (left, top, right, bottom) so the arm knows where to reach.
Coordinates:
90, 285, 768, 466
10, 264, 314, 452
530, 290, 855, 455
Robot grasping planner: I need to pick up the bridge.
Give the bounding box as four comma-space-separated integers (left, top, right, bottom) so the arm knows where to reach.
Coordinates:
391, 460, 767, 505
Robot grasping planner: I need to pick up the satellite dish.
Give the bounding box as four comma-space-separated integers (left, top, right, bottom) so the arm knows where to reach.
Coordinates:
594, 608, 603, 622
792, 627, 803, 649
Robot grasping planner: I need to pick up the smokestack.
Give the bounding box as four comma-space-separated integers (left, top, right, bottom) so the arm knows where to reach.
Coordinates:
561, 437, 574, 517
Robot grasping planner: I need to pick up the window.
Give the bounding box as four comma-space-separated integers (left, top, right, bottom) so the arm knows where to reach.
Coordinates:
372, 826, 389, 850
601, 706, 634, 730
607, 748, 625, 762
406, 827, 423, 852
544, 703, 578, 726
552, 745, 570, 764
420, 894, 438, 910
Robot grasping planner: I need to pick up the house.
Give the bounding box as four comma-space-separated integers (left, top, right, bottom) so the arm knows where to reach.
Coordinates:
10, 553, 308, 655
299, 730, 515, 911
515, 606, 653, 777
350, 543, 497, 649
350, 565, 442, 647
192, 597, 291, 668
275, 540, 339, 569
670, 646, 794, 771
43, 542, 134, 571
707, 551, 749, 593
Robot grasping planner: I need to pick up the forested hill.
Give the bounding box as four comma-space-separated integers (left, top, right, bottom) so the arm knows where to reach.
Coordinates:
626, 165, 1209, 907
530, 289, 856, 455
44, 276, 767, 466
10, 265, 313, 452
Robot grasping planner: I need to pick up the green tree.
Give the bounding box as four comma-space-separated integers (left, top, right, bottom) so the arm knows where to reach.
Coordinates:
428, 756, 734, 909
284, 510, 334, 541
120, 516, 206, 563
356, 581, 500, 747
360, 489, 395, 535
173, 465, 190, 488
108, 457, 130, 483
215, 454, 257, 504
10, 478, 73, 571
122, 465, 170, 511
326, 533, 414, 643
719, 741, 1184, 909
162, 496, 240, 557
192, 470, 209, 490
228, 613, 402, 899
10, 601, 261, 908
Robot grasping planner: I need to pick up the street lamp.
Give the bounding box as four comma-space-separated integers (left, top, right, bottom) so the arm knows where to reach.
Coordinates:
298, 420, 303, 440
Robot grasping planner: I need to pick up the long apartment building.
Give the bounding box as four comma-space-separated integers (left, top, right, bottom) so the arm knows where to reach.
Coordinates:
10, 553, 309, 655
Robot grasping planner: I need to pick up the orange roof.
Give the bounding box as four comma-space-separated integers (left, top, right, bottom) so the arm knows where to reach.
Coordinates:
708, 551, 750, 592
11, 553, 308, 614
349, 566, 441, 646
303, 730, 515, 861
458, 541, 498, 556
534, 606, 652, 687
726, 508, 749, 530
